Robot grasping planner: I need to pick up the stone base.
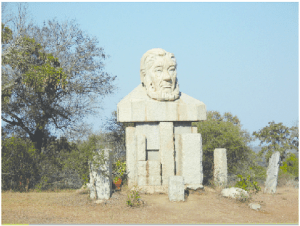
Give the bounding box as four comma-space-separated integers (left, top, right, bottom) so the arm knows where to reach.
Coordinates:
168, 176, 185, 201
136, 185, 168, 194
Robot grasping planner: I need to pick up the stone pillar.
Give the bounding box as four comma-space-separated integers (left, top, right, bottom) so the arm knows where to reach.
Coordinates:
159, 122, 175, 186
126, 127, 137, 188
214, 148, 227, 186
181, 133, 203, 189
168, 176, 185, 201
88, 149, 112, 200
264, 151, 280, 194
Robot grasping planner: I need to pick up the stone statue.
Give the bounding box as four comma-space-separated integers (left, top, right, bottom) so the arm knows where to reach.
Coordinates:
140, 48, 180, 101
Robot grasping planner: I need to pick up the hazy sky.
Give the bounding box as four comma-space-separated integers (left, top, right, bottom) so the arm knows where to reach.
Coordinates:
5, 2, 299, 145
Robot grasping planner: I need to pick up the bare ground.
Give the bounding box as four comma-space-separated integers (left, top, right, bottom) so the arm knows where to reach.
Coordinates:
1, 185, 298, 224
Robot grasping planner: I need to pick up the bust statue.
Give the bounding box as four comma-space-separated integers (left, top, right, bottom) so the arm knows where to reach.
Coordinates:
140, 48, 180, 101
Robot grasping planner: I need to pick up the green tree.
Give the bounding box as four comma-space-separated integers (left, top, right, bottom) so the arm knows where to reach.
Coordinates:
253, 121, 298, 161
1, 133, 39, 191
193, 111, 257, 184
2, 4, 116, 151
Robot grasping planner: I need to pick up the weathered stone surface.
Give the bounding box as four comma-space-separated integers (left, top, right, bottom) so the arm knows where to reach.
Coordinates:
181, 133, 203, 188
117, 85, 206, 122
88, 149, 112, 200
147, 150, 160, 161
214, 148, 228, 186
221, 187, 249, 199
168, 176, 185, 201
126, 127, 137, 188
264, 151, 280, 194
137, 161, 161, 186
137, 134, 146, 161
174, 121, 192, 134
160, 122, 175, 185
136, 122, 159, 150
192, 126, 198, 133
249, 203, 261, 211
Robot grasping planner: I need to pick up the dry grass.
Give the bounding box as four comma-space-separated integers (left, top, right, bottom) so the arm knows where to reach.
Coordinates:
2, 185, 298, 224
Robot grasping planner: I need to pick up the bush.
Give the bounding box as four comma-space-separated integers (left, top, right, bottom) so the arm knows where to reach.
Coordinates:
126, 186, 142, 207
235, 174, 261, 194
280, 153, 298, 178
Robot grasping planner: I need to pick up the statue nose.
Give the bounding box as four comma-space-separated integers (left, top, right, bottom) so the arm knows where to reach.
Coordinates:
162, 71, 171, 81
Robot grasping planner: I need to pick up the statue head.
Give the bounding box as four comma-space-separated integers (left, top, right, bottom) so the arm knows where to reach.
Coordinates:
140, 48, 180, 101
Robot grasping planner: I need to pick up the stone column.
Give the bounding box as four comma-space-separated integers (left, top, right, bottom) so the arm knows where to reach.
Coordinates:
159, 122, 175, 186
126, 127, 137, 188
214, 148, 227, 186
88, 149, 112, 200
264, 151, 280, 194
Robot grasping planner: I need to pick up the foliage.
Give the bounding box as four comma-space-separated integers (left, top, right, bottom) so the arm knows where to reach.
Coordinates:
105, 111, 134, 162
1, 133, 39, 191
126, 186, 141, 207
112, 160, 126, 183
279, 153, 298, 178
235, 174, 261, 194
2, 3, 116, 151
253, 121, 298, 161
193, 111, 256, 184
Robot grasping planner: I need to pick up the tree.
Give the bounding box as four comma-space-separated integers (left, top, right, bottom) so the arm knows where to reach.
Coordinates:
2, 3, 116, 151
253, 121, 298, 162
193, 111, 257, 184
104, 111, 134, 162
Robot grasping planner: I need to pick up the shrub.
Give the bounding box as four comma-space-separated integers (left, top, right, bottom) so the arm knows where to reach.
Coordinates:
280, 153, 298, 178
126, 186, 141, 207
235, 174, 261, 194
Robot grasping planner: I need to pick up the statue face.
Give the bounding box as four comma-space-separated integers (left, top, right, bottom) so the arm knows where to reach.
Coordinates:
140, 48, 180, 101
149, 56, 177, 94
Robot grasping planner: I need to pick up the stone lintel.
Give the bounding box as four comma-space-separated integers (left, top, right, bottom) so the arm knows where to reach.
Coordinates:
117, 84, 206, 122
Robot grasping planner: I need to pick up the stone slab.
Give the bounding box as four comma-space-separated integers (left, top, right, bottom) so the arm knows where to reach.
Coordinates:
174, 121, 192, 134
126, 127, 137, 188
159, 122, 175, 186
135, 122, 160, 150
137, 134, 146, 161
214, 148, 228, 186
264, 151, 280, 194
181, 133, 203, 186
88, 149, 112, 200
168, 176, 185, 201
117, 84, 206, 122
147, 150, 160, 161
137, 161, 161, 186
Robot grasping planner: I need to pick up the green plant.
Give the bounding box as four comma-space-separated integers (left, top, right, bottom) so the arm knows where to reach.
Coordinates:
280, 153, 298, 178
126, 186, 141, 207
112, 160, 126, 183
235, 174, 261, 194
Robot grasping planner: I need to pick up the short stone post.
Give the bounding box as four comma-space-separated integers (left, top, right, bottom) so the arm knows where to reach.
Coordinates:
264, 151, 280, 194
214, 148, 227, 186
168, 176, 185, 201
87, 149, 112, 200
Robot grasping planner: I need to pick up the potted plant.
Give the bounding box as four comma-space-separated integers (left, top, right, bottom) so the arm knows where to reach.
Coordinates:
112, 160, 126, 190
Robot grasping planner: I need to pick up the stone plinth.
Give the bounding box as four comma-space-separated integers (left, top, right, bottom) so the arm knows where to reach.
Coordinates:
264, 151, 280, 194
168, 176, 185, 201
214, 148, 227, 186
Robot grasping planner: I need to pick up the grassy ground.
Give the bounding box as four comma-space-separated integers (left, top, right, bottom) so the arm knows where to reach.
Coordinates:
1, 185, 298, 224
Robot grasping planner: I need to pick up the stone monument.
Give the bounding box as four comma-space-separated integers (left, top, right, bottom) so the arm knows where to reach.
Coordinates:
87, 149, 112, 199
214, 148, 228, 186
117, 48, 207, 193
264, 151, 280, 194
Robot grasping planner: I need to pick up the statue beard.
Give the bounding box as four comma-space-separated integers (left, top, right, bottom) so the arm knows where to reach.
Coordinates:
144, 77, 180, 101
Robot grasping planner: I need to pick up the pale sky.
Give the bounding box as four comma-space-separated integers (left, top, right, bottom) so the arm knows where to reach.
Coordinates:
4, 2, 299, 145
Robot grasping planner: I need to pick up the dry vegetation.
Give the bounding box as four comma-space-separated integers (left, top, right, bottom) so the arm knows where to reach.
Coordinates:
2, 185, 298, 224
